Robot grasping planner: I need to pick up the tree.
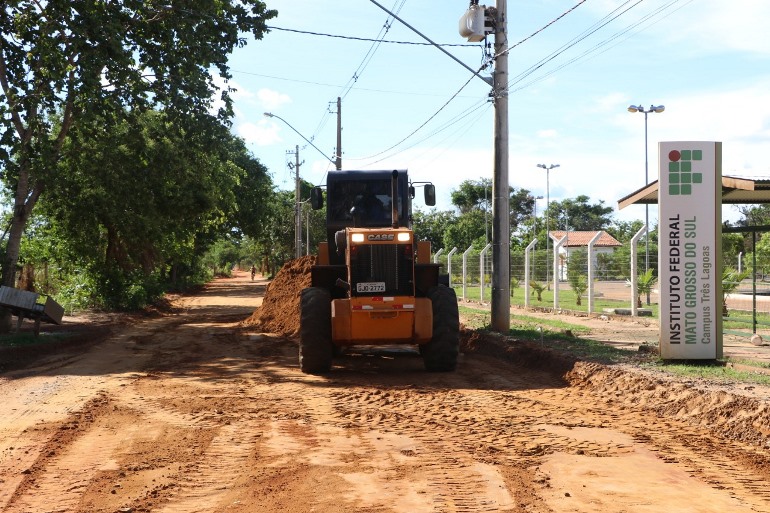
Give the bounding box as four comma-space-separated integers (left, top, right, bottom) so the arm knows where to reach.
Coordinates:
635, 269, 657, 308
549, 195, 614, 232
412, 209, 456, 251
450, 179, 534, 231
443, 209, 487, 251
33, 109, 266, 306
722, 266, 749, 316
607, 219, 645, 244
567, 249, 588, 306
530, 281, 545, 302
0, 1, 276, 323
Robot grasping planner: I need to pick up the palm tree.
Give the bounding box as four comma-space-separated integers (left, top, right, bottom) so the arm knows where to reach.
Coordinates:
722, 267, 749, 316
569, 274, 588, 306
530, 280, 546, 302
636, 269, 657, 308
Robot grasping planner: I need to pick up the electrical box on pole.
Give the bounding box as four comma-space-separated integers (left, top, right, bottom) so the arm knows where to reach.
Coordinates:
459, 2, 493, 42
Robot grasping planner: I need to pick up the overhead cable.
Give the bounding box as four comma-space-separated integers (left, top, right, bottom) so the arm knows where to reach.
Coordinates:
265, 25, 478, 47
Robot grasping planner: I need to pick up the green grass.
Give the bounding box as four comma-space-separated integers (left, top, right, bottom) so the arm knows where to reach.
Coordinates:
459, 297, 770, 385
459, 304, 638, 363
455, 285, 660, 318
0, 332, 70, 348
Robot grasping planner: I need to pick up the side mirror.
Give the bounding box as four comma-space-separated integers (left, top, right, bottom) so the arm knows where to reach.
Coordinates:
424, 184, 436, 206
310, 187, 324, 210
409, 185, 416, 199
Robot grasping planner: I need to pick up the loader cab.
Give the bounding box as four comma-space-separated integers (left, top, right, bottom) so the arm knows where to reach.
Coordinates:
312, 170, 411, 266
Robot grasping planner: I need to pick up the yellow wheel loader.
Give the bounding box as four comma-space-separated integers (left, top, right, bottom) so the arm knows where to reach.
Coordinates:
300, 169, 459, 374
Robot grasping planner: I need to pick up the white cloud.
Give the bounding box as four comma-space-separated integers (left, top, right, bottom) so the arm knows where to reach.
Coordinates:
537, 129, 558, 138
257, 88, 291, 110
237, 120, 282, 147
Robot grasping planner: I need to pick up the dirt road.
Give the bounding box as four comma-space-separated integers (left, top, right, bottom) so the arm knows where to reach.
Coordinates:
1, 271, 769, 512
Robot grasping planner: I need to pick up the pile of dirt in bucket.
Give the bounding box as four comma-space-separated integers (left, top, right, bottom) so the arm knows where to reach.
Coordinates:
244, 255, 316, 336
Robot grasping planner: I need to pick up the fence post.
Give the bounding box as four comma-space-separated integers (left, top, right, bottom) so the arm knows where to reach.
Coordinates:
524, 238, 537, 308
587, 231, 602, 315
550, 234, 568, 310
480, 243, 492, 303
462, 245, 473, 301
433, 247, 444, 264
630, 225, 646, 316
447, 247, 458, 287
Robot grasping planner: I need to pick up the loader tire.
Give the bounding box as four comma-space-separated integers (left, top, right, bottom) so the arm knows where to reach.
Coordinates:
422, 285, 460, 372
299, 287, 334, 374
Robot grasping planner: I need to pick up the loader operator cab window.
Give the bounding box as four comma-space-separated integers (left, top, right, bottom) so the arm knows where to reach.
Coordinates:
329, 179, 400, 226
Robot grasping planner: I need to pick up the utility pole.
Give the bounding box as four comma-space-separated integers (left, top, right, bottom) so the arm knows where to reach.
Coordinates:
490, 0, 510, 333
369, 0, 508, 331
336, 97, 342, 170
287, 145, 304, 259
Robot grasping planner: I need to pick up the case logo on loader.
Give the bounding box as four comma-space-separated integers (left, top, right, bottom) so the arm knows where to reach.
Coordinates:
367, 234, 394, 241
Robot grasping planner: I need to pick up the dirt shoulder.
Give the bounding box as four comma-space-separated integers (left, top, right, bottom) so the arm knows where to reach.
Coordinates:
0, 271, 768, 512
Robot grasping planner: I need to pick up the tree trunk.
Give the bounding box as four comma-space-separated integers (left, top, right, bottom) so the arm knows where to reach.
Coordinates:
0, 166, 43, 332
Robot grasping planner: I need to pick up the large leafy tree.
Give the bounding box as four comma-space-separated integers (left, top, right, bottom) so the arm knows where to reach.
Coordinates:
548, 195, 614, 232
412, 209, 456, 251
0, 0, 276, 318
33, 110, 271, 303
450, 178, 534, 229
448, 179, 535, 249
606, 219, 644, 244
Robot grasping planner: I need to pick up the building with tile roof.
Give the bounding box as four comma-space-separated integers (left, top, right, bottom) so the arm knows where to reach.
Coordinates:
549, 230, 623, 280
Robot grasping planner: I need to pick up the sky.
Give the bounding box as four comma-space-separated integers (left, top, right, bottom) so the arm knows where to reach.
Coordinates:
222, 0, 770, 229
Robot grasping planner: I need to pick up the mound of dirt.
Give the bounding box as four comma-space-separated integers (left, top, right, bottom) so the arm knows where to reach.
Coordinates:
463, 329, 770, 451
244, 255, 316, 336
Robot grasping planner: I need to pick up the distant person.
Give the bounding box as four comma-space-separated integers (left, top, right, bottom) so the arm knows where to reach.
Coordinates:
250, 265, 257, 281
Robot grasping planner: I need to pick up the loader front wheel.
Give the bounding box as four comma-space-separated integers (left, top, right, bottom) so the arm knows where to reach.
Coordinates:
299, 287, 334, 374
422, 285, 460, 372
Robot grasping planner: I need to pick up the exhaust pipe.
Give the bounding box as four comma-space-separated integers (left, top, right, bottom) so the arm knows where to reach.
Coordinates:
391, 169, 399, 228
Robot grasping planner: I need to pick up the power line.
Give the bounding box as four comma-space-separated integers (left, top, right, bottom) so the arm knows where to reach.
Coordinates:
362, 100, 492, 168
229, 68, 481, 98
305, 0, 407, 148
505, 0, 692, 93
345, 71, 484, 162
265, 25, 479, 47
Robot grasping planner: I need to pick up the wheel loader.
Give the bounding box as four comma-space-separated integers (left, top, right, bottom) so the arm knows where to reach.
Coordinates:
300, 169, 460, 374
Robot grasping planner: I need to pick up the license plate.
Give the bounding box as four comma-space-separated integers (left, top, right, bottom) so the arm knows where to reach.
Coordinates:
356, 282, 386, 293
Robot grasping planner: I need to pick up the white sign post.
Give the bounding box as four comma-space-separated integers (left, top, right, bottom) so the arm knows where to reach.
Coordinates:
658, 142, 722, 359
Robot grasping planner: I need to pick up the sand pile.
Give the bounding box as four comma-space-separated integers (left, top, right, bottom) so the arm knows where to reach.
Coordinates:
244, 255, 316, 336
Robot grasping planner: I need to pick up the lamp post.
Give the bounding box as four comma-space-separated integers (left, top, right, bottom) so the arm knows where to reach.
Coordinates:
537, 164, 559, 288
627, 104, 665, 298
263, 112, 336, 166
264, 113, 337, 259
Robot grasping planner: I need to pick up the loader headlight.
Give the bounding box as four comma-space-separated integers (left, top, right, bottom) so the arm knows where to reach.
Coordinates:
397, 232, 411, 242
351, 233, 365, 243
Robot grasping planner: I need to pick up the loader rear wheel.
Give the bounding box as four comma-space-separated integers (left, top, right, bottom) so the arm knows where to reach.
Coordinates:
422, 285, 460, 372
299, 287, 334, 374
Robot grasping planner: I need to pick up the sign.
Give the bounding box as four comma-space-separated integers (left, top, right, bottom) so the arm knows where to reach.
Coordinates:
658, 142, 722, 359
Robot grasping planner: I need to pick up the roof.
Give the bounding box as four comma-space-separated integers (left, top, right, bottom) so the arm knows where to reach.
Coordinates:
549, 230, 622, 248
617, 176, 770, 209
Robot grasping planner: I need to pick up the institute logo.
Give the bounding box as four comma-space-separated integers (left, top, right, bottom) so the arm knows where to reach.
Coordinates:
668, 149, 703, 195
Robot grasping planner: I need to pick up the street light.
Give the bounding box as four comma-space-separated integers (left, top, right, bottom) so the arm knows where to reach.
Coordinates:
537, 164, 559, 288
263, 112, 336, 166
264, 113, 337, 259
628, 104, 665, 300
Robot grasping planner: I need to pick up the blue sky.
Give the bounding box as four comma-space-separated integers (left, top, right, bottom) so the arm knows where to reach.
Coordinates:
222, 0, 770, 227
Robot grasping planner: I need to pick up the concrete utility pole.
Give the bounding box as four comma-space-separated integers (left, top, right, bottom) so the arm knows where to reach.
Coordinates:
490, 0, 510, 333
287, 145, 303, 259
336, 97, 342, 170
369, 0, 508, 331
